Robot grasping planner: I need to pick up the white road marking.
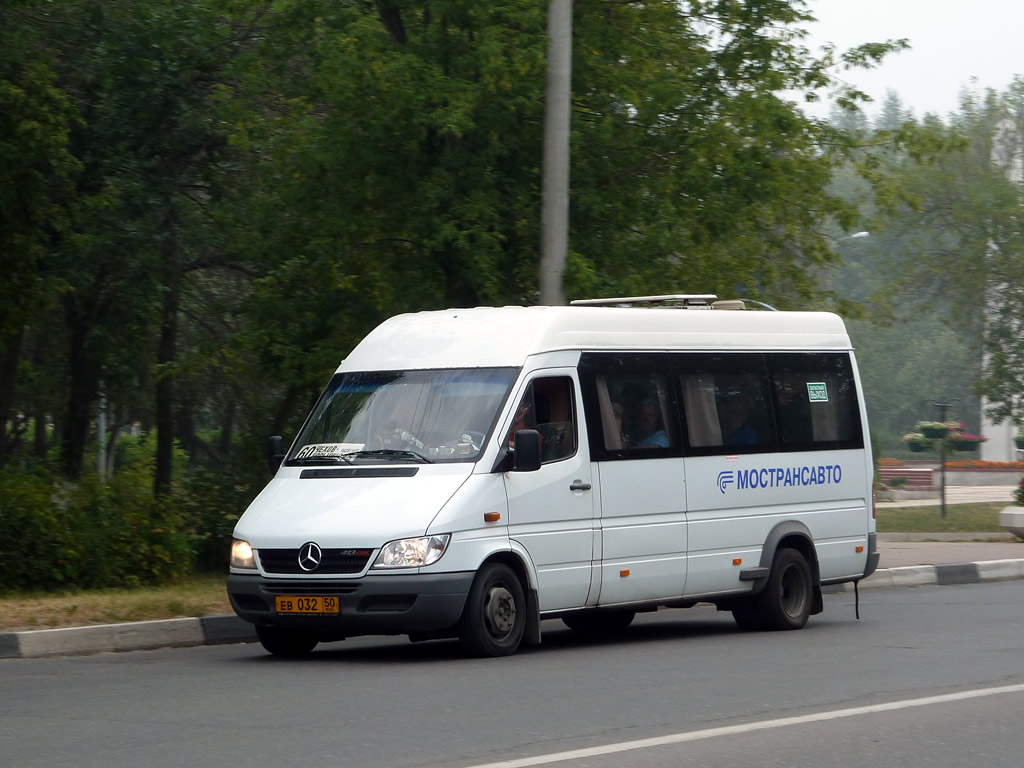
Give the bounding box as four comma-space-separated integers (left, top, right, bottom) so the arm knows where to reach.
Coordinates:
460, 683, 1024, 768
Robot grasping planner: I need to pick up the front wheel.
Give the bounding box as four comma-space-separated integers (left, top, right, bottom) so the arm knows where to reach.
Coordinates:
755, 548, 812, 630
458, 563, 526, 657
256, 626, 319, 657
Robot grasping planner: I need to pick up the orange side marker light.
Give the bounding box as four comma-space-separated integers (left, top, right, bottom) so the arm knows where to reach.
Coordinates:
483, 512, 501, 523
620, 569, 630, 578
733, 558, 742, 566
856, 545, 864, 553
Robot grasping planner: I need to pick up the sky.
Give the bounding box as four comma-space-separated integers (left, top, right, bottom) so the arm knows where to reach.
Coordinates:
800, 0, 1024, 120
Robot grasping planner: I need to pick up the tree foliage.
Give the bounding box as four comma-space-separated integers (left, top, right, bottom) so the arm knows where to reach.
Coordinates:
0, 0, 910, 584
846, 83, 1024, 434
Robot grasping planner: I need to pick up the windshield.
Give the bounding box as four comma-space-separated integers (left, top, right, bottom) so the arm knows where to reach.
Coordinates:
287, 368, 519, 464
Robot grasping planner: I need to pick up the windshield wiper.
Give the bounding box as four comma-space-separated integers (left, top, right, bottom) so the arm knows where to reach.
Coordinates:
347, 449, 434, 464
292, 454, 355, 465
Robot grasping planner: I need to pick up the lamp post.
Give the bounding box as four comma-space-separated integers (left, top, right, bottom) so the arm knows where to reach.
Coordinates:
539, 0, 573, 306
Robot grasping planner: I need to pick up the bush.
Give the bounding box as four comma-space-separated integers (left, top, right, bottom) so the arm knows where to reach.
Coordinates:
0, 466, 76, 590
887, 477, 908, 489
178, 467, 251, 572
0, 429, 259, 592
0, 435, 201, 592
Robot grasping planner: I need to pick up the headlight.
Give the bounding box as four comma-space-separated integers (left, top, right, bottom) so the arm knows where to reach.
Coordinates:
230, 538, 256, 569
372, 534, 451, 569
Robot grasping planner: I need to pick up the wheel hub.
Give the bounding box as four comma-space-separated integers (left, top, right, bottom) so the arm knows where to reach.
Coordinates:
484, 585, 517, 637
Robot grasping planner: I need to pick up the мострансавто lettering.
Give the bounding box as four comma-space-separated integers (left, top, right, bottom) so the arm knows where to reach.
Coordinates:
737, 465, 842, 489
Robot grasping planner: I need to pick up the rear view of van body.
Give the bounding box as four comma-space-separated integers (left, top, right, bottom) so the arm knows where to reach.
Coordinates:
228, 297, 878, 657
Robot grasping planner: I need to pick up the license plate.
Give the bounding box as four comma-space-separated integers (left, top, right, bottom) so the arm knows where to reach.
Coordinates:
275, 595, 340, 615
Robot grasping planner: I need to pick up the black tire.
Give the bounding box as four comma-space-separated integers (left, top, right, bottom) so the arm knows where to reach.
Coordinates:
256, 626, 319, 657
562, 610, 636, 635
754, 548, 812, 631
458, 563, 526, 657
730, 598, 763, 632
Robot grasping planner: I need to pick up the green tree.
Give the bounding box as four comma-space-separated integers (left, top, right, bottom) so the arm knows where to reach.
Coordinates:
859, 81, 1024, 428
0, 4, 80, 463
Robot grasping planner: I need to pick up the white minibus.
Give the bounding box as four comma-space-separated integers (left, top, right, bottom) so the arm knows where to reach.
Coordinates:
228, 295, 878, 657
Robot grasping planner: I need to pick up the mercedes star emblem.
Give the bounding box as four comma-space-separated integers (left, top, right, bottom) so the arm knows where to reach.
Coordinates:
297, 542, 323, 572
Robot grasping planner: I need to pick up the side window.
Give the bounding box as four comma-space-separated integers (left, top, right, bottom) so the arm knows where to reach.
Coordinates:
675, 353, 775, 455
768, 353, 864, 451
579, 353, 678, 460
506, 376, 577, 463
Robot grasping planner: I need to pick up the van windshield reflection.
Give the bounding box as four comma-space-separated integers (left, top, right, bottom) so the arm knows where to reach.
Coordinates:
286, 368, 518, 465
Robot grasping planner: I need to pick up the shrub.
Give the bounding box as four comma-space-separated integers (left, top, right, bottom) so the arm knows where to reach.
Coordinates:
1015, 478, 1024, 507
887, 477, 908, 489
178, 467, 251, 572
0, 466, 76, 590
0, 437, 194, 592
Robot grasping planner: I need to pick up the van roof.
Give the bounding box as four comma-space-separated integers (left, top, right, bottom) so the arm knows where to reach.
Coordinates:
337, 305, 853, 372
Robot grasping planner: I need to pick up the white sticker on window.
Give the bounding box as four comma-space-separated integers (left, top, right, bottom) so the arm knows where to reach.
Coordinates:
294, 443, 357, 460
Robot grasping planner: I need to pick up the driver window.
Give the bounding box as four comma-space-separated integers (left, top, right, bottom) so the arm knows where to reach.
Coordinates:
506, 376, 577, 463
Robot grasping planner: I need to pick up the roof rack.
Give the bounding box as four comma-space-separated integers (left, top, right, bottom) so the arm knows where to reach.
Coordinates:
569, 294, 719, 308
569, 294, 779, 311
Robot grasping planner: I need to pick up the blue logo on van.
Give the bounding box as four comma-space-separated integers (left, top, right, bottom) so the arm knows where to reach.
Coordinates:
718, 465, 843, 494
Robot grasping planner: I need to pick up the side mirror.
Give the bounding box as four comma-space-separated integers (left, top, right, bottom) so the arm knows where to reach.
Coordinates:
511, 429, 542, 472
267, 435, 285, 475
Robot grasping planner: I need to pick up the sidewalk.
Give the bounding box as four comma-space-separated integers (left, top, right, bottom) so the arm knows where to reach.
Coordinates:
3, 487, 1022, 660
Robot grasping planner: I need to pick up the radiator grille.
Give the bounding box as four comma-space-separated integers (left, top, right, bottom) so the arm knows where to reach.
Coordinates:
257, 548, 374, 574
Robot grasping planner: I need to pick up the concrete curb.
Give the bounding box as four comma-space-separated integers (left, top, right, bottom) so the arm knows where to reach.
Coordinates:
3, 560, 1024, 659
0, 614, 257, 660
828, 558, 1024, 593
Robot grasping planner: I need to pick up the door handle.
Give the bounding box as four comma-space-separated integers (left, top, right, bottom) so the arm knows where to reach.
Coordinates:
569, 480, 592, 491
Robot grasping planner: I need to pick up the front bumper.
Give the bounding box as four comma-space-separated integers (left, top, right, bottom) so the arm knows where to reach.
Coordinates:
227, 571, 475, 639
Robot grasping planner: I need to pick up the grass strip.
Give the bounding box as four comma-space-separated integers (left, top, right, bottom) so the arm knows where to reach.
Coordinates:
875, 502, 1006, 533
0, 574, 231, 632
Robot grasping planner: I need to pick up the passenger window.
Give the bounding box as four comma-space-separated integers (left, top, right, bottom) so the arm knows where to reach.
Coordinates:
769, 353, 863, 451
675, 354, 775, 454
506, 377, 577, 463
578, 353, 677, 458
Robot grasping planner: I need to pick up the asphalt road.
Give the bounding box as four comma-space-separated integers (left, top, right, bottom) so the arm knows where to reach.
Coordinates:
3, 582, 1023, 768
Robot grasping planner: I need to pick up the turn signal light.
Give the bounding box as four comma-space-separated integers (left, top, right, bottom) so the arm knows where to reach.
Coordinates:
483, 512, 501, 523
856, 545, 864, 553
733, 558, 742, 566
620, 569, 630, 577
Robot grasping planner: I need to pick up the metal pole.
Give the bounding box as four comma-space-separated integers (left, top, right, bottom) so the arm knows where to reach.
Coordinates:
539, 0, 573, 306
939, 407, 947, 519
927, 398, 960, 519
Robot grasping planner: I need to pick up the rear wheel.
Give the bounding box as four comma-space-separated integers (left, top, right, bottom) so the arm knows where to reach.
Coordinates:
755, 548, 812, 630
458, 563, 526, 657
562, 610, 635, 635
256, 626, 319, 657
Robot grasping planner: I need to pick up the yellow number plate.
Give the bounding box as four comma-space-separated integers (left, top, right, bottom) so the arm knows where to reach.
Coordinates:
275, 596, 340, 614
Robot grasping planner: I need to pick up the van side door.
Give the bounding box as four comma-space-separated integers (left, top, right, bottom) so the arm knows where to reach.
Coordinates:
578, 353, 688, 604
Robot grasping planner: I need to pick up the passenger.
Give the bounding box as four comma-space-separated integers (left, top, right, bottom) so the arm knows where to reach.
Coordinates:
724, 395, 759, 445
635, 397, 669, 448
